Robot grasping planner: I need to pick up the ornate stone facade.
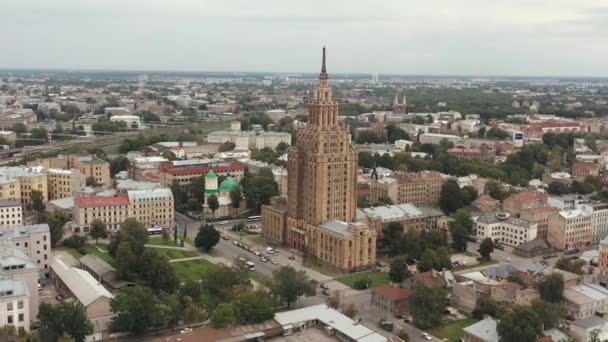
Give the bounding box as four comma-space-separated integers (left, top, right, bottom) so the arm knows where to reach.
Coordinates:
262, 48, 376, 271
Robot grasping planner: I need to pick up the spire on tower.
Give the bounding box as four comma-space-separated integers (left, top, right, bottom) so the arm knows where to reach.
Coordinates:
394, 93, 399, 106
402, 93, 407, 106
320, 46, 328, 80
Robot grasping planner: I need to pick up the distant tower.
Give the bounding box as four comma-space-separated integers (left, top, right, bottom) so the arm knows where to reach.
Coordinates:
204, 170, 219, 201
393, 90, 408, 114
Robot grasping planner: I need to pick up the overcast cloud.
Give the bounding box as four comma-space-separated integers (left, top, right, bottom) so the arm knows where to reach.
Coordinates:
1, 0, 607, 76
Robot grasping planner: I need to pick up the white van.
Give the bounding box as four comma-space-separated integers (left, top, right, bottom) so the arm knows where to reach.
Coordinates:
266, 247, 275, 254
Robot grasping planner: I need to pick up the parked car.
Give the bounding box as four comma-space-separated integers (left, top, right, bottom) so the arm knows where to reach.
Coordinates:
180, 328, 193, 334
271, 259, 278, 265
422, 333, 432, 341
320, 283, 329, 289
321, 289, 330, 296
288, 255, 295, 260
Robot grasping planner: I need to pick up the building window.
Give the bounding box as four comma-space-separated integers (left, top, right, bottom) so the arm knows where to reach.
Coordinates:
17, 301, 23, 309
18, 313, 23, 322
7, 303, 12, 311
7, 316, 12, 324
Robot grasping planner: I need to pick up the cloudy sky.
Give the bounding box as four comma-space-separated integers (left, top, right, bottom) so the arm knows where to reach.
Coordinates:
1, 0, 607, 76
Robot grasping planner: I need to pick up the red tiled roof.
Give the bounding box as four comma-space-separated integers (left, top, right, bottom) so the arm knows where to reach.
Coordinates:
499, 281, 523, 291
372, 285, 411, 301
415, 271, 447, 288
510, 191, 548, 203
164, 165, 245, 176
74, 196, 129, 208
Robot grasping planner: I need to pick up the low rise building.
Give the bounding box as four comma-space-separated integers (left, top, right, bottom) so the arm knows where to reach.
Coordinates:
159, 160, 245, 187
109, 115, 143, 129
447, 146, 494, 161
207, 130, 291, 150
50, 258, 114, 319
581, 203, 608, 243
475, 211, 538, 247
356, 204, 427, 234
490, 282, 538, 305
369, 171, 444, 207
563, 283, 608, 320
371, 285, 411, 317
73, 196, 130, 233
570, 316, 608, 342
573, 162, 602, 180
419, 133, 463, 145
0, 175, 20, 202
0, 278, 30, 332
0, 199, 22, 229
462, 317, 499, 342
548, 208, 593, 250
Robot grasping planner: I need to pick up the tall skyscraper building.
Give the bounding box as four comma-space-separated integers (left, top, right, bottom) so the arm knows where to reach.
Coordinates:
262, 48, 377, 271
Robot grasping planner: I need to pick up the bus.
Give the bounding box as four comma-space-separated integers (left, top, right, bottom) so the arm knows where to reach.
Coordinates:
247, 215, 261, 222
147, 227, 163, 235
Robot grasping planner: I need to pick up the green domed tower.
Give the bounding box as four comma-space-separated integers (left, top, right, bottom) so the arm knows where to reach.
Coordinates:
219, 178, 237, 196
204, 170, 219, 197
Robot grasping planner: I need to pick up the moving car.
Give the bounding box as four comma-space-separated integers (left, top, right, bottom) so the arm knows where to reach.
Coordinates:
421, 333, 433, 341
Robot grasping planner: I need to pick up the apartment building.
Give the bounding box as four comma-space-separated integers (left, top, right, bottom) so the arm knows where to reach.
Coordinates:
73, 196, 130, 233
520, 207, 560, 240
475, 211, 538, 247
0, 244, 40, 325
46, 168, 86, 201
0, 200, 22, 229
599, 237, 608, 275
548, 208, 593, 250
447, 146, 494, 161
0, 279, 30, 332
32, 155, 111, 188
0, 167, 48, 205
126, 189, 174, 229
502, 191, 548, 217
580, 203, 608, 243
0, 224, 51, 272
0, 175, 20, 202
369, 171, 444, 207
73, 188, 174, 233
572, 162, 601, 179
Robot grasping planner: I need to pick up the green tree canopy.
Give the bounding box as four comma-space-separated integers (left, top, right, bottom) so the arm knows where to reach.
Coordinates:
270, 266, 316, 308
538, 273, 565, 303
497, 305, 542, 342
195, 224, 220, 251
39, 302, 93, 342
409, 282, 448, 329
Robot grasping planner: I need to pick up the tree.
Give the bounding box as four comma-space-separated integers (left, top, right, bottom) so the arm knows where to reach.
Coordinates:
555, 257, 585, 275
451, 224, 469, 253
439, 179, 465, 214
344, 303, 358, 318
212, 303, 236, 327
353, 277, 372, 290
41, 210, 68, 247
109, 155, 130, 176
389, 256, 411, 283
39, 302, 93, 342
497, 305, 542, 342
538, 273, 565, 303
409, 282, 448, 329
195, 224, 220, 251
418, 250, 438, 272
219, 141, 236, 152
137, 249, 180, 293
487, 181, 509, 201
472, 297, 498, 319
30, 190, 45, 222
234, 291, 275, 324
200, 264, 250, 299
230, 186, 243, 209
89, 220, 108, 244
531, 299, 564, 330
479, 238, 494, 261
108, 218, 148, 257
111, 286, 171, 334
270, 266, 316, 308
85, 176, 99, 187
207, 194, 220, 218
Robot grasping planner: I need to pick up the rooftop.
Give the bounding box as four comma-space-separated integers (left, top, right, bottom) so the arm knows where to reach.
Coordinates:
50, 258, 114, 307
74, 195, 129, 208
319, 220, 352, 237
0, 199, 20, 207
357, 203, 425, 222
274, 304, 387, 342
371, 285, 411, 301
462, 317, 498, 342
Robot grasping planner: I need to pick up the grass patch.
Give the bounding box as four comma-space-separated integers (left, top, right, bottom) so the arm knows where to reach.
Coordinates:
149, 248, 198, 260
431, 318, 478, 342
455, 259, 498, 271
337, 271, 390, 289
147, 236, 179, 247
172, 259, 215, 282
81, 244, 115, 265
57, 247, 83, 260
249, 272, 272, 287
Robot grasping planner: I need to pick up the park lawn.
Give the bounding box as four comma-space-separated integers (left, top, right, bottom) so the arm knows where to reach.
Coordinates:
337, 271, 390, 289
147, 236, 179, 247
149, 247, 197, 260
431, 318, 478, 342
172, 259, 215, 282
57, 247, 83, 260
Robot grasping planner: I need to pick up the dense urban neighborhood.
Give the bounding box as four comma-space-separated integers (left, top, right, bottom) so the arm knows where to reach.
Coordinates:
2, 48, 608, 342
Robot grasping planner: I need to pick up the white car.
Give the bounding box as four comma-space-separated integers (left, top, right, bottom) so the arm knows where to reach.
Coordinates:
505, 257, 511, 262
421, 333, 432, 341
271, 259, 278, 265
220, 220, 228, 225
180, 327, 193, 334
260, 257, 268, 263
